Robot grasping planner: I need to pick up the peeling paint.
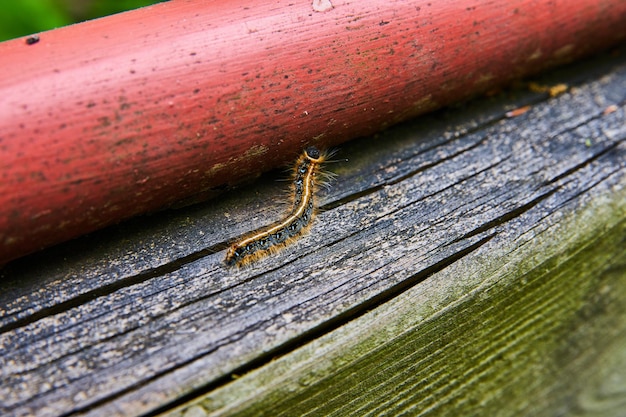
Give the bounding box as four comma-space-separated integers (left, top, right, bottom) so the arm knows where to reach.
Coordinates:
312, 0, 333, 13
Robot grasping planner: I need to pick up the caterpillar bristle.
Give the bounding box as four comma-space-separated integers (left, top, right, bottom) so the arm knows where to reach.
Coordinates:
224, 146, 334, 267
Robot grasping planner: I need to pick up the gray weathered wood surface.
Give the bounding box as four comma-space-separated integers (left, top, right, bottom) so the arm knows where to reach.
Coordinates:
1, 49, 625, 417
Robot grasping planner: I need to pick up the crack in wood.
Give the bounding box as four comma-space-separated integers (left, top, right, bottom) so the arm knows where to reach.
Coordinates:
139, 234, 495, 417
544, 139, 623, 186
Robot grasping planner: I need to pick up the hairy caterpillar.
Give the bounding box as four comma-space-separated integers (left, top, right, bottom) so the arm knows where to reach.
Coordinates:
225, 146, 330, 266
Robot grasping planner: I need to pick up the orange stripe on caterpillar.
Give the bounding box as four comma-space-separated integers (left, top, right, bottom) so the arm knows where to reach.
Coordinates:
225, 146, 329, 266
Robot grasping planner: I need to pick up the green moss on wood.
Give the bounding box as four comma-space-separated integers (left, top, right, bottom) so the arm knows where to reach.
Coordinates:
170, 184, 626, 417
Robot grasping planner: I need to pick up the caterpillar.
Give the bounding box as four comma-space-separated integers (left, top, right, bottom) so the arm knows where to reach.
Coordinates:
225, 146, 329, 266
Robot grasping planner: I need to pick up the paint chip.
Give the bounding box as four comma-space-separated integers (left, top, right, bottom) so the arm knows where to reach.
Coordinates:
312, 0, 333, 12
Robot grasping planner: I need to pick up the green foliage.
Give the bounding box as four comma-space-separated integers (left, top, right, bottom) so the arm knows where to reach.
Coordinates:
0, 0, 165, 42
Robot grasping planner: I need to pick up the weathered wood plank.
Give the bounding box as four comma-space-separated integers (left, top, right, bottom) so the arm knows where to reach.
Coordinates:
1, 50, 625, 416
175, 208, 625, 417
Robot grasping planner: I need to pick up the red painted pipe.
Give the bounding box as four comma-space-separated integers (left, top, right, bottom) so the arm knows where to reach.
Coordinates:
1, 0, 625, 264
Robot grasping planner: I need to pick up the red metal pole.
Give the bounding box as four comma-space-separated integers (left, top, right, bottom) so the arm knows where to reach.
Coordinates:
1, 0, 625, 264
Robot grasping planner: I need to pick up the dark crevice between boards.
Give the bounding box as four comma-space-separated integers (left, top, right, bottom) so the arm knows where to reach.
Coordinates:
321, 108, 506, 212
548, 166, 624, 218
0, 243, 226, 335
321, 156, 511, 263
446, 129, 625, 247
56, 344, 228, 417
448, 187, 559, 246
137, 233, 495, 417
386, 133, 491, 187
400, 115, 498, 166
543, 139, 624, 186
323, 136, 505, 212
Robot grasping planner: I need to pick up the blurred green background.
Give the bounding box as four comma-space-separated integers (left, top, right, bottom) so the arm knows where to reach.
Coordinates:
0, 0, 166, 42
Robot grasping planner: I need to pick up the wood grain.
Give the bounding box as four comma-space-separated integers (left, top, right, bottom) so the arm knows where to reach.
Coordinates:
177, 212, 625, 417
1, 49, 625, 417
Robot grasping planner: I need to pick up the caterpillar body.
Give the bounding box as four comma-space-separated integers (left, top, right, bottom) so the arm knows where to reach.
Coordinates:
225, 146, 329, 266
